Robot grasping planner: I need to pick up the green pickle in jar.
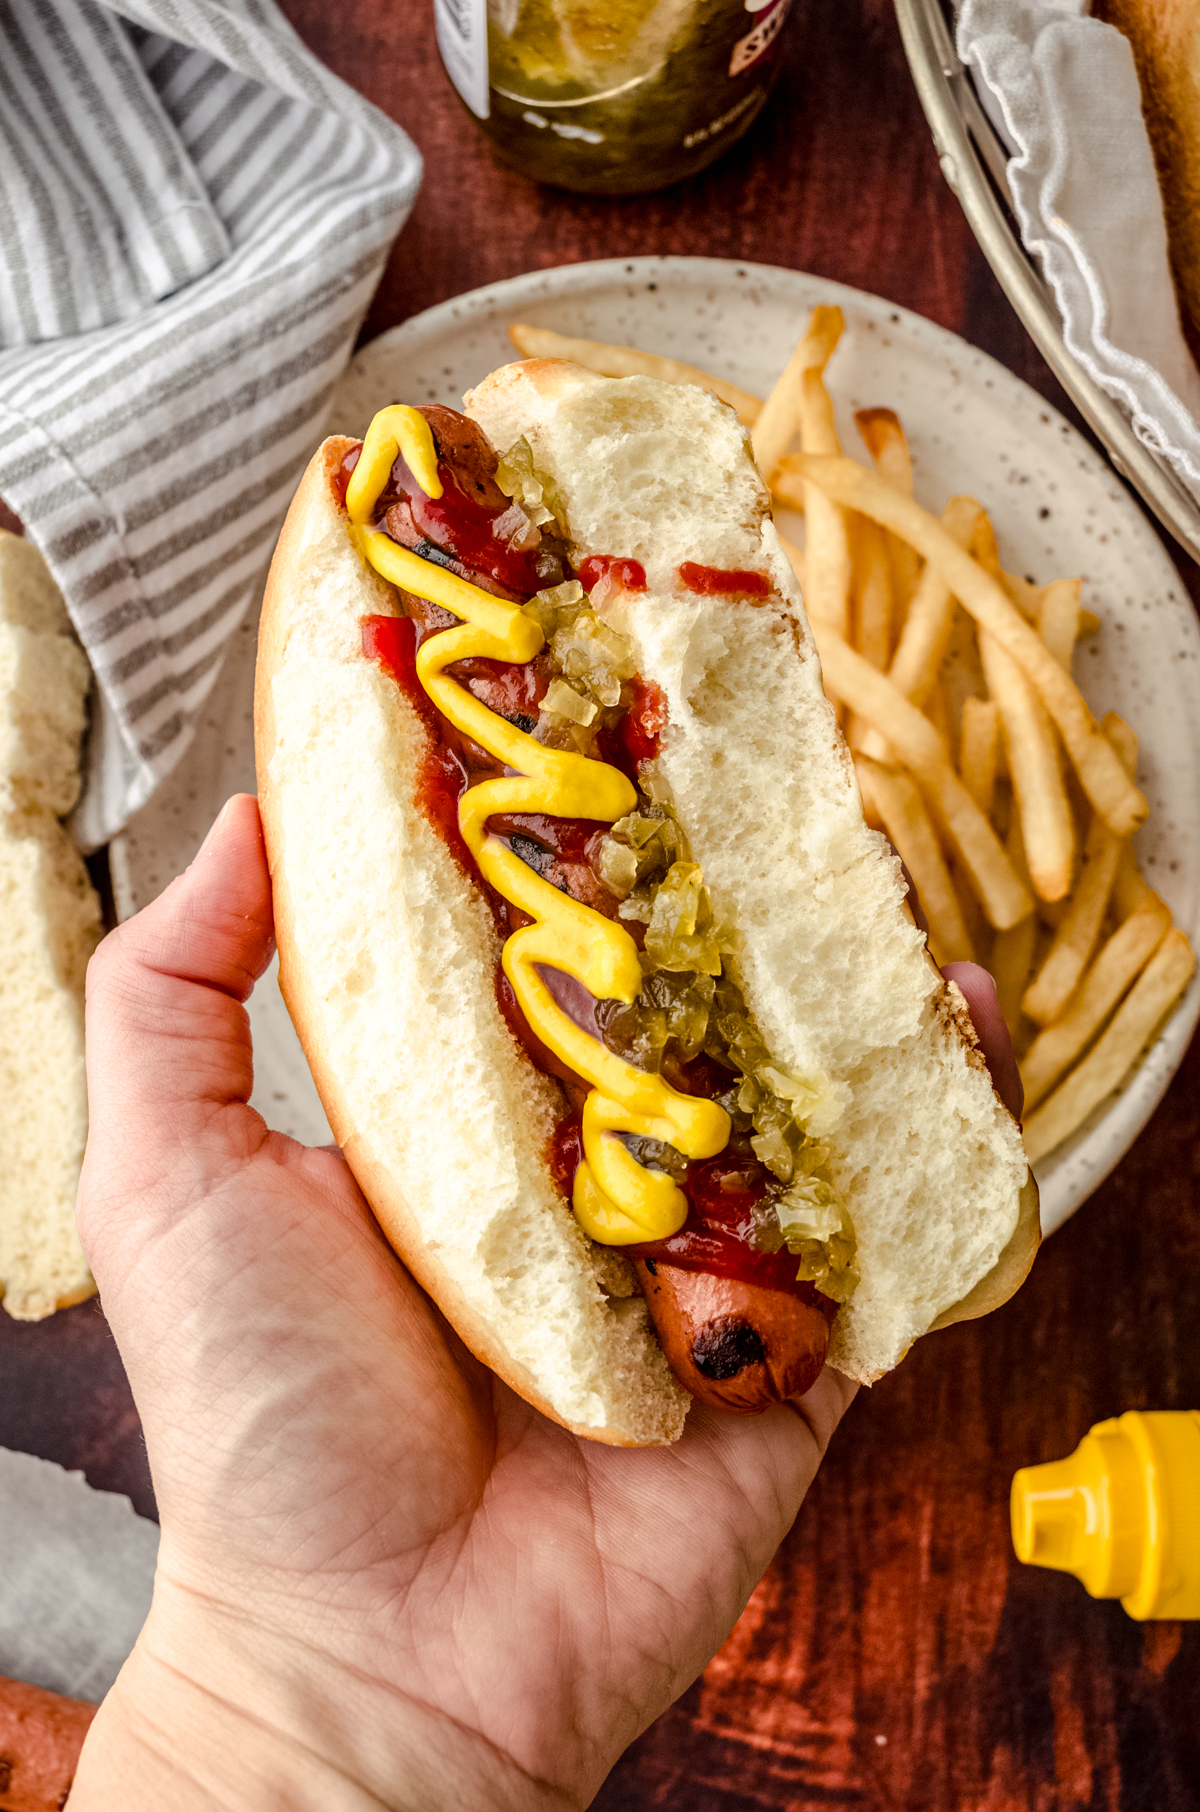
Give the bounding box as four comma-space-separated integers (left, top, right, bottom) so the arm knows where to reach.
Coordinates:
432, 0, 795, 193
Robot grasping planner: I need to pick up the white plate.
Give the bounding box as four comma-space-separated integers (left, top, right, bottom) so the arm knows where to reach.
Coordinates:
115, 256, 1200, 1235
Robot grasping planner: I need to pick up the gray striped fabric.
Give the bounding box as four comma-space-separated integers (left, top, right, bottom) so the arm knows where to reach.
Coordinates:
0, 0, 421, 847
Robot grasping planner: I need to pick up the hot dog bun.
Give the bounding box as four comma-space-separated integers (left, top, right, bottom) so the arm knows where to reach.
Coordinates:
0, 531, 100, 1321
1094, 0, 1200, 367
256, 361, 1036, 1444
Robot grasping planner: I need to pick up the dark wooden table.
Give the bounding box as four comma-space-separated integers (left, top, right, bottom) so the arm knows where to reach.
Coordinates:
4, 0, 1199, 1803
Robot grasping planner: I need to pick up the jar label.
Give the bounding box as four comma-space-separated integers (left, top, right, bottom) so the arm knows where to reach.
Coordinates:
729, 0, 791, 78
435, 0, 490, 119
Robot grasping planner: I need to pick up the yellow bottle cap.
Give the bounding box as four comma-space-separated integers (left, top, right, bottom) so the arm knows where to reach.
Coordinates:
1011, 1410, 1200, 1619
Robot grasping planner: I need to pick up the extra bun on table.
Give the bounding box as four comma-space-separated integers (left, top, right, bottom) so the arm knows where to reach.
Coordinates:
1095, 0, 1200, 365
0, 532, 100, 1322
256, 359, 1037, 1446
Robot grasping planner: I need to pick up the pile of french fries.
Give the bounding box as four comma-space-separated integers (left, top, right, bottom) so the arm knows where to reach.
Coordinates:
508, 317, 1197, 1165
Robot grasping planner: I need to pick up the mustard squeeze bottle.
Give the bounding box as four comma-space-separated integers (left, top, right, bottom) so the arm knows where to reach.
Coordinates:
1011, 1410, 1200, 1619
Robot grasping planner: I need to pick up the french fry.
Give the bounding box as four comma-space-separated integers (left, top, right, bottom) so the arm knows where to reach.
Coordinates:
855, 407, 912, 488
886, 495, 983, 706
779, 455, 1149, 837
1037, 892, 1070, 932
959, 697, 1000, 819
854, 494, 982, 765
975, 517, 1075, 904
1038, 578, 1083, 671
980, 630, 1075, 902
798, 363, 841, 456
1021, 809, 1125, 1024
1001, 571, 1042, 621
855, 407, 922, 616
852, 517, 893, 669
992, 918, 1038, 1044
795, 370, 851, 636
751, 305, 843, 479
1113, 844, 1150, 920
1023, 929, 1196, 1163
1102, 710, 1138, 776
924, 671, 952, 745
1094, 711, 1148, 923
991, 818, 1037, 1039
970, 508, 1000, 573
803, 514, 852, 636
952, 853, 990, 957
1020, 894, 1174, 1110
1002, 572, 1097, 639
811, 622, 1031, 927
506, 324, 763, 425
856, 757, 975, 965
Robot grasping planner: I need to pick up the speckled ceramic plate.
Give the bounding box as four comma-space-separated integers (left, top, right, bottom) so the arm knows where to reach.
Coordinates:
115, 257, 1200, 1235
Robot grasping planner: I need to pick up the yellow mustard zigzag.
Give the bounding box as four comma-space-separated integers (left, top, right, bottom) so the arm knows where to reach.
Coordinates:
346, 405, 729, 1244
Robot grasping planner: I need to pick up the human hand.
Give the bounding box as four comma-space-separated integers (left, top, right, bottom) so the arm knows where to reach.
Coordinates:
69, 797, 1017, 1810
942, 961, 1024, 1122
69, 794, 855, 1809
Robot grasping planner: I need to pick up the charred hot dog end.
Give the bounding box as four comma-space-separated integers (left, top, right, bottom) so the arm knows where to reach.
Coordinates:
633, 1266, 835, 1411
343, 406, 858, 1414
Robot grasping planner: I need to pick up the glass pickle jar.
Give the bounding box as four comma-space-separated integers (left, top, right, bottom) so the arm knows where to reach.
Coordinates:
433, 0, 795, 194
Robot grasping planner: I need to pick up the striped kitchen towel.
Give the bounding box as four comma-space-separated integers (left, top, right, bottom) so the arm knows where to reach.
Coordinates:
0, 0, 421, 847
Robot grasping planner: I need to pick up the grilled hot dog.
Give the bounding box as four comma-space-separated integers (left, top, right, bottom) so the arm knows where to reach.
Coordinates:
633, 1263, 836, 1411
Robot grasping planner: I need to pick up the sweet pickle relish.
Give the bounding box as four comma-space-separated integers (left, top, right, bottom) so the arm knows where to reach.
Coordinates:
433, 0, 797, 194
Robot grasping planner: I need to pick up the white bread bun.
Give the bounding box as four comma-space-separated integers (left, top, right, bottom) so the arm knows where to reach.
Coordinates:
0, 531, 99, 1320
256, 362, 1036, 1442
1095, 0, 1200, 367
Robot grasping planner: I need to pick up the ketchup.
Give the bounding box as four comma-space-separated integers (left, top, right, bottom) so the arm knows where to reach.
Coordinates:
361, 611, 435, 696
335, 442, 360, 504
678, 562, 770, 596
578, 554, 647, 594
545, 1111, 836, 1311
632, 1149, 830, 1300
549, 1115, 585, 1199
362, 613, 484, 878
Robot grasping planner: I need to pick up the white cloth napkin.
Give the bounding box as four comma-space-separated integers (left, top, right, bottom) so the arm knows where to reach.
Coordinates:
0, 1449, 157, 1703
957, 0, 1200, 507
0, 0, 421, 848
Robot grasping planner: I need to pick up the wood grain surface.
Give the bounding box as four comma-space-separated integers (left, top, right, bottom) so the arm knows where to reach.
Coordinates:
2, 0, 1198, 1803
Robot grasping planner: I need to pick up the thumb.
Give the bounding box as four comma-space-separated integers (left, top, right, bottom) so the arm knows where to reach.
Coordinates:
81, 794, 275, 1226
941, 959, 1023, 1121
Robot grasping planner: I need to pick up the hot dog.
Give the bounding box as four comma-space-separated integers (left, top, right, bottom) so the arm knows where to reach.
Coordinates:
256, 359, 1038, 1444
0, 1674, 95, 1810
